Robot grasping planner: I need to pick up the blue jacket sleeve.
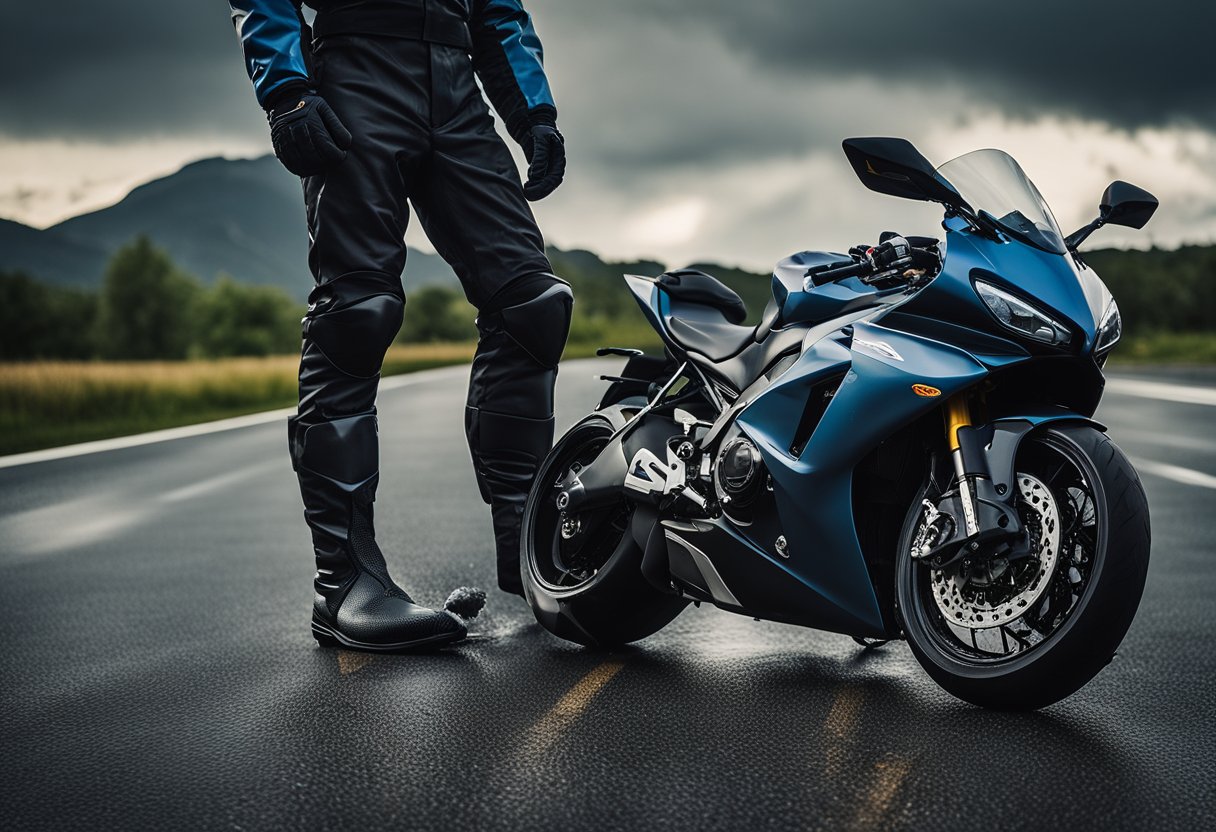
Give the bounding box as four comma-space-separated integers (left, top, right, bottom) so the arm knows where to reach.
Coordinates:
228, 1, 310, 108
470, 0, 557, 144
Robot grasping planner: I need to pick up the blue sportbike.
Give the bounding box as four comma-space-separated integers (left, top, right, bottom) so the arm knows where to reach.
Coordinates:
521, 138, 1155, 709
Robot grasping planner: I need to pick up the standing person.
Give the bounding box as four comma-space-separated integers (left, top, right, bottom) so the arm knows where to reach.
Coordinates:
227, 0, 571, 651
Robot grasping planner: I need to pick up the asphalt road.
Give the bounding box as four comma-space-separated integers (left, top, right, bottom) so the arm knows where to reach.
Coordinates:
1, 360, 1213, 831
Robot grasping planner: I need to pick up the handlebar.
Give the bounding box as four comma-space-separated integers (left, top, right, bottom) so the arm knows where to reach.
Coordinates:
806, 234, 941, 288
808, 260, 873, 286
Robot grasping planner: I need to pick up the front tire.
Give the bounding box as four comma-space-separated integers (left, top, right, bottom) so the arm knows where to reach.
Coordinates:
522, 415, 687, 647
897, 424, 1150, 709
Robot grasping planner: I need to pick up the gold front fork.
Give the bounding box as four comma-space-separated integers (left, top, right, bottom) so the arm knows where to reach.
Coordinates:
943, 394, 979, 535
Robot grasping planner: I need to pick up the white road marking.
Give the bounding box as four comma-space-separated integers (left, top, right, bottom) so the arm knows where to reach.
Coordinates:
1109, 429, 1216, 454
1105, 378, 1216, 407
159, 460, 282, 503
0, 364, 470, 471
1132, 458, 1216, 490
0, 495, 149, 559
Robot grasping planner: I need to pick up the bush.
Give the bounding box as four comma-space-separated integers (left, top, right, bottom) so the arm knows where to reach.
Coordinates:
398, 285, 476, 343
192, 275, 303, 358
0, 272, 98, 360
1087, 245, 1216, 336
96, 236, 201, 360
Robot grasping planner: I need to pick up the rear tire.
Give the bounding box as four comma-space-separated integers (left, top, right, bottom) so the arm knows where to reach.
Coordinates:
897, 424, 1150, 709
522, 416, 687, 647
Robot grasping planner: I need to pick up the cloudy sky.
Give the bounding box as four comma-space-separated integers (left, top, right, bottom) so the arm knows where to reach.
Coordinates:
1, 0, 1211, 271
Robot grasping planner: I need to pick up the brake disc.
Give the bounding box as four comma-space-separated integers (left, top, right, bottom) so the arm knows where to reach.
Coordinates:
926, 472, 1061, 629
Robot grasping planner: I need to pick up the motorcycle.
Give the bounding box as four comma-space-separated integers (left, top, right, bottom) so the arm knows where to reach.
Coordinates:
521, 137, 1155, 709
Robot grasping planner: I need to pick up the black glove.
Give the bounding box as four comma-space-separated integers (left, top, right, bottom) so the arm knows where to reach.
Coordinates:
266, 88, 352, 178
522, 124, 566, 201
870, 235, 914, 271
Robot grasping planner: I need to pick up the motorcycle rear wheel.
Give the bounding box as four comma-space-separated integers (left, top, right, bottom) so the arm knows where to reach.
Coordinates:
897, 424, 1150, 709
521, 415, 687, 647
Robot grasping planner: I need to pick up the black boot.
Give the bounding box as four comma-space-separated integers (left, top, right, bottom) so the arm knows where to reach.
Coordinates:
291, 412, 468, 651
465, 275, 573, 596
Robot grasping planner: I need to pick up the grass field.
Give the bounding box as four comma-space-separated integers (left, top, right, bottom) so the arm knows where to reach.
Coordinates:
0, 343, 477, 456
0, 331, 1209, 457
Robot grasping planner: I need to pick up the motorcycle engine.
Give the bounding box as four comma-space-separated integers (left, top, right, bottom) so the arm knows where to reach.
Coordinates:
714, 437, 766, 508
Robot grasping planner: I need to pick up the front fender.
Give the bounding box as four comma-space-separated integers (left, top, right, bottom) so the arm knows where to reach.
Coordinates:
982, 410, 1105, 499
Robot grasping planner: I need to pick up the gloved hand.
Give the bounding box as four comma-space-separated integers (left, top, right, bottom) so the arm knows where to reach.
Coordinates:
522, 124, 566, 201
869, 235, 914, 271
267, 90, 352, 178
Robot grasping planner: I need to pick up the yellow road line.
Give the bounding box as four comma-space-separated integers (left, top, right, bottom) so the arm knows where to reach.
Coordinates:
337, 650, 376, 676
823, 687, 863, 778
825, 687, 863, 740
521, 660, 626, 757
850, 755, 913, 831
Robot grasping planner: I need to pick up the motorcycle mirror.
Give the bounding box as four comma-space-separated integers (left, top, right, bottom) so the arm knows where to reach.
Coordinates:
1100, 180, 1159, 230
1065, 180, 1159, 252
842, 137, 970, 212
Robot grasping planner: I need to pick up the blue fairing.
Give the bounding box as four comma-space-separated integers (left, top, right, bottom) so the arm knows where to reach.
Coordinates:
899, 216, 1112, 353
731, 322, 989, 633
229, 1, 309, 107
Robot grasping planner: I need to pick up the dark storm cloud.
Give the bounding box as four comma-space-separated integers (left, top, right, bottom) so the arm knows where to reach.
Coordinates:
0, 0, 1206, 141
0, 1, 263, 137
620, 0, 1210, 131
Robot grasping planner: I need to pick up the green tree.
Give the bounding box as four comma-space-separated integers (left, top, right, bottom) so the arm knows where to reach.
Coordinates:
0, 271, 98, 360
1088, 245, 1216, 335
398, 285, 476, 343
192, 275, 303, 357
97, 236, 201, 360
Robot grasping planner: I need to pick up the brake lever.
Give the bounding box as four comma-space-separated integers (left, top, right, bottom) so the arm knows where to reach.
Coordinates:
859, 256, 915, 285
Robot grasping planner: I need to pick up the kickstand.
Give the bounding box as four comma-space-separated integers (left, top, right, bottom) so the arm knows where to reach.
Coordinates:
852, 636, 890, 650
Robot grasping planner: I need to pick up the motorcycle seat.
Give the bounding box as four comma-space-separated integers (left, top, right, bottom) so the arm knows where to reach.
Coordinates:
656, 269, 748, 324
666, 310, 756, 361
656, 269, 756, 361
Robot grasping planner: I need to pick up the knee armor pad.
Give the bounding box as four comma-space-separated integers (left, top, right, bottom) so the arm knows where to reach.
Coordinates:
497, 278, 573, 369
304, 271, 405, 377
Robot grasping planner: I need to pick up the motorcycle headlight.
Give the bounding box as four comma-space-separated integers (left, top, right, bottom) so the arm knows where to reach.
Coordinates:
974, 280, 1072, 346
1094, 299, 1122, 353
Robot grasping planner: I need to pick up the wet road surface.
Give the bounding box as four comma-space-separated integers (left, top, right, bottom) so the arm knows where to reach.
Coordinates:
1, 360, 1213, 830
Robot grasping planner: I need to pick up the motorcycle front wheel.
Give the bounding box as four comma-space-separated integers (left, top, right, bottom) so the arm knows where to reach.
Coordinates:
896, 424, 1150, 710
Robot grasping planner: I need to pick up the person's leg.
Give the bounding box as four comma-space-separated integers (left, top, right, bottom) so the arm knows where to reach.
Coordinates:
464, 275, 573, 595
411, 45, 572, 595
293, 36, 465, 648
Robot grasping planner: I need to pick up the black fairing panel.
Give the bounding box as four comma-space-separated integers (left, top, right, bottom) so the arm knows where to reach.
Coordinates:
984, 357, 1107, 419
666, 520, 888, 637
698, 326, 806, 392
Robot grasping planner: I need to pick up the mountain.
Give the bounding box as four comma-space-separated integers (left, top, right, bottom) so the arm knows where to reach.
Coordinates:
0, 218, 111, 289
0, 156, 457, 300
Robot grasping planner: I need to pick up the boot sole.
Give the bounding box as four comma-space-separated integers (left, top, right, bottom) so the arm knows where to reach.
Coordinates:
311, 614, 466, 653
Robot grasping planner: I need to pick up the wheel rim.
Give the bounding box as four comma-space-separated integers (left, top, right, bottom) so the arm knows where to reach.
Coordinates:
528, 423, 635, 592
908, 433, 1101, 664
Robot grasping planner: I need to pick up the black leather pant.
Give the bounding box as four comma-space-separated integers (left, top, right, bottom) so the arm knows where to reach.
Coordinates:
288, 35, 571, 602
